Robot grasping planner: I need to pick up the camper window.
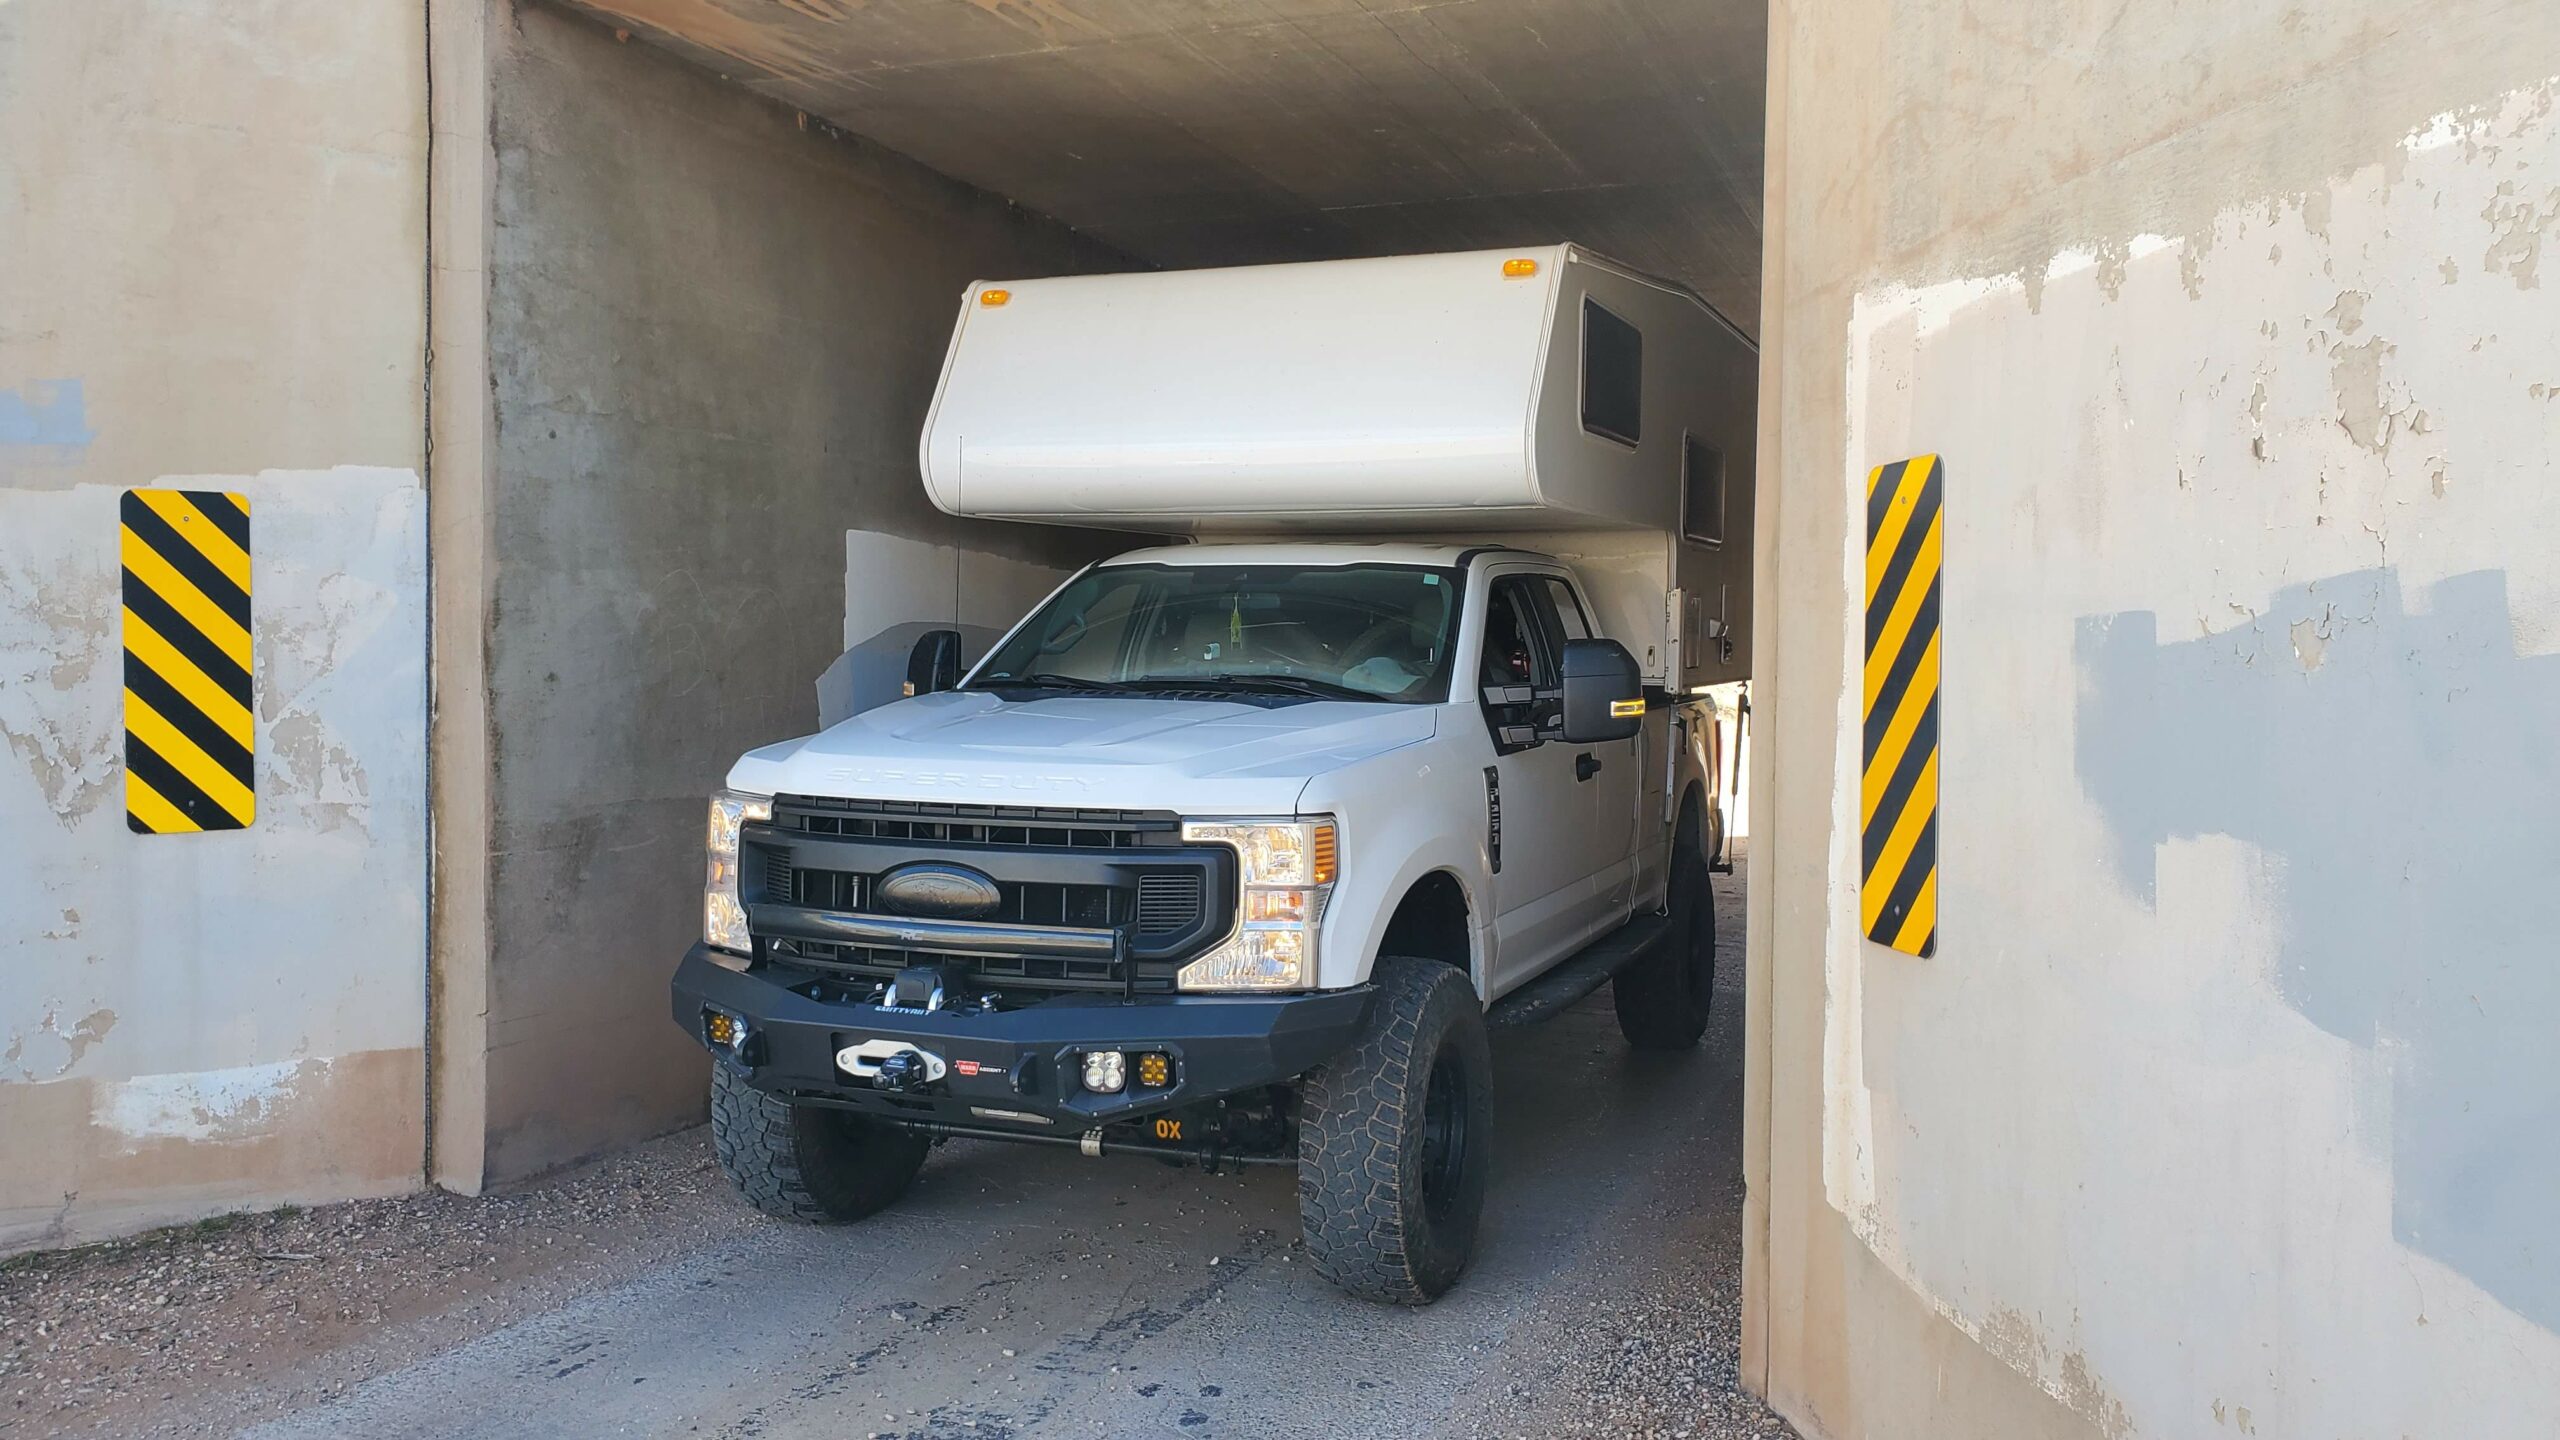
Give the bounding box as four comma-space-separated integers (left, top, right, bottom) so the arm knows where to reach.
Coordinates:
1581, 298, 1643, 447
1682, 434, 1726, 546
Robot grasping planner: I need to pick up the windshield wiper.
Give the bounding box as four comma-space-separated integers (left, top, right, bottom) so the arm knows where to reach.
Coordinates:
1175, 674, 1376, 702
973, 672, 1143, 692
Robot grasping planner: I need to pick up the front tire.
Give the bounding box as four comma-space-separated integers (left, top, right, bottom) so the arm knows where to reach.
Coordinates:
1296, 957, 1494, 1305
1613, 830, 1716, 1050
709, 1063, 928, 1222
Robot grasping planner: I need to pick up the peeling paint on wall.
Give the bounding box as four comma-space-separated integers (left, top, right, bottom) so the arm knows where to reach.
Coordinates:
0, 467, 428, 1253
94, 1058, 322, 1146
2, 1007, 116, 1082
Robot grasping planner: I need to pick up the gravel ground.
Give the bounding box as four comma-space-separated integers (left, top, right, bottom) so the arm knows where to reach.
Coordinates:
1, 865, 1792, 1440
0, 1132, 756, 1437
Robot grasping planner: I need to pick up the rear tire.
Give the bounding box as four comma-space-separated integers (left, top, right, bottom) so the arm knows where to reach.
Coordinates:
1297, 957, 1494, 1306
709, 1063, 928, 1223
1613, 825, 1716, 1050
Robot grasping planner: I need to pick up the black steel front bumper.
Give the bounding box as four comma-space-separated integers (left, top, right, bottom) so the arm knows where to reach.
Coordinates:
671, 945, 1373, 1128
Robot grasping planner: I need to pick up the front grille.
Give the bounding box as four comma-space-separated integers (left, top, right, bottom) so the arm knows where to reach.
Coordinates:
752, 796, 1227, 996
780, 940, 1176, 994
776, 797, 1182, 851
1137, 872, 1204, 935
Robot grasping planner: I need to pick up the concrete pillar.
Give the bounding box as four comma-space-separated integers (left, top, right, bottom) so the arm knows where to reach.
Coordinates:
1751, 1, 2560, 1435
426, 0, 499, 1194
0, 2, 435, 1247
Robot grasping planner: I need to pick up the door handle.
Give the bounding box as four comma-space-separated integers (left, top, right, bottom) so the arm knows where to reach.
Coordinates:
1575, 752, 1602, 782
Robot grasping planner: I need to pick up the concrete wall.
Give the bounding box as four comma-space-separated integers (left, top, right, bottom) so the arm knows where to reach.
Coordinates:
1750, 2, 2560, 1436
434, 2, 1134, 1187
0, 4, 430, 1248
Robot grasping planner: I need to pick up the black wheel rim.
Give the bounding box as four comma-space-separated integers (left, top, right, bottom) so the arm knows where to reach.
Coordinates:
1419, 1048, 1472, 1222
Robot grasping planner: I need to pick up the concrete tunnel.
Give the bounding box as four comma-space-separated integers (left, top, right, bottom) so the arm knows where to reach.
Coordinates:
4, 0, 2558, 1436
426, 0, 1770, 1187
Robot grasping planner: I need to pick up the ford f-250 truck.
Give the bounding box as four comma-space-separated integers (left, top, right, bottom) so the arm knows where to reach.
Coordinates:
672, 245, 1756, 1304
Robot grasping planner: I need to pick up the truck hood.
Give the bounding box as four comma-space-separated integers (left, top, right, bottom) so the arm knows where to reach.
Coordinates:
727, 691, 1440, 814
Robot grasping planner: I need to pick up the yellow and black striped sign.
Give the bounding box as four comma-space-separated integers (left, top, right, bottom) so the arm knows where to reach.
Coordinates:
1861, 455, 1939, 957
120, 488, 254, 833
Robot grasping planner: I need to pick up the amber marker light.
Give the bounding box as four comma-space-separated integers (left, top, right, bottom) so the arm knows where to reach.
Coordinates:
1501, 257, 1539, 278
980, 288, 1012, 306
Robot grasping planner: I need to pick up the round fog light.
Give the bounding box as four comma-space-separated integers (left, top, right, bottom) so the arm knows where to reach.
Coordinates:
1081, 1050, 1126, 1095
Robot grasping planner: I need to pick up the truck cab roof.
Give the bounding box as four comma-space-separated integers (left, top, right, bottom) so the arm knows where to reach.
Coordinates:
1100, 542, 1547, 571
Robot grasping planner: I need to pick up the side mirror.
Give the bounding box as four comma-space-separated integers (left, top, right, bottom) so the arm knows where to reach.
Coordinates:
905, 629, 964, 696
1560, 638, 1644, 743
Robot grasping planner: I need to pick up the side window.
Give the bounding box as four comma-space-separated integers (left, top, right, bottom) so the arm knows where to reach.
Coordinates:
1479, 577, 1559, 752
1542, 578, 1593, 642
1682, 434, 1726, 546
1478, 578, 1551, 691
1581, 298, 1643, 447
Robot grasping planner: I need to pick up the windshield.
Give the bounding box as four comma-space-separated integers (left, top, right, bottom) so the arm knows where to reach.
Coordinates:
970, 563, 1465, 704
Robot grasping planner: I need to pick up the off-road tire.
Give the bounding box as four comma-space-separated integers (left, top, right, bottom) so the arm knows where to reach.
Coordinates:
1613, 819, 1716, 1050
709, 1063, 928, 1223
1297, 957, 1494, 1305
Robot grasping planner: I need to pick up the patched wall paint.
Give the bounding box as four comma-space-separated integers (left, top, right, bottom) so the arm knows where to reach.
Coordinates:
1757, 8, 2560, 1434
0, 0, 430, 1250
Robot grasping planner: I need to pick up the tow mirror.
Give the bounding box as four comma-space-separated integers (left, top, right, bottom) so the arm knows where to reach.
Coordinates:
1560, 638, 1644, 743
905, 629, 964, 696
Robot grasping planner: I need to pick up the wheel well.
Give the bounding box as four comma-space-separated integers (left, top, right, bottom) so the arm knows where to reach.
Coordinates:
1377, 871, 1471, 974
1677, 781, 1711, 863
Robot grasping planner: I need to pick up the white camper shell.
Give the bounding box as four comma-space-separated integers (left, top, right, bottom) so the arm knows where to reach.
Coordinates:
920, 244, 1755, 686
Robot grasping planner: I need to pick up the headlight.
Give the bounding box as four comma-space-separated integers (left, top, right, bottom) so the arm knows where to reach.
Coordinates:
1178, 818, 1337, 991
704, 788, 773, 954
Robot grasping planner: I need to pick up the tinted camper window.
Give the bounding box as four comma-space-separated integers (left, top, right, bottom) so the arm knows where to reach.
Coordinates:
1581, 298, 1642, 446
1682, 434, 1726, 546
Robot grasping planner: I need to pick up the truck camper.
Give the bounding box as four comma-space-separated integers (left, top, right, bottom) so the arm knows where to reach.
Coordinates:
673, 244, 1756, 1303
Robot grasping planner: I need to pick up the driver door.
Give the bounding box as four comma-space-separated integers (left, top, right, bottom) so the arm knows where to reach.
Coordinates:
1478, 572, 1612, 994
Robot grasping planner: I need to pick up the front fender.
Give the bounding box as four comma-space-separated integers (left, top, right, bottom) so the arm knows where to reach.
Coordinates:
1296, 723, 1495, 994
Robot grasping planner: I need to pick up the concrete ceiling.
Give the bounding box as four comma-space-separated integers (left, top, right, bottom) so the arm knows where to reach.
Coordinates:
563, 0, 1766, 333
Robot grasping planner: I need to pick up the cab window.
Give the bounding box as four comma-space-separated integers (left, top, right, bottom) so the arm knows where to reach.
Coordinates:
1479, 576, 1562, 752
1542, 578, 1593, 643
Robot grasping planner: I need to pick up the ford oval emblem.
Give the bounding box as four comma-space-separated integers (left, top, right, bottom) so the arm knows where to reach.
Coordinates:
874, 862, 1003, 919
